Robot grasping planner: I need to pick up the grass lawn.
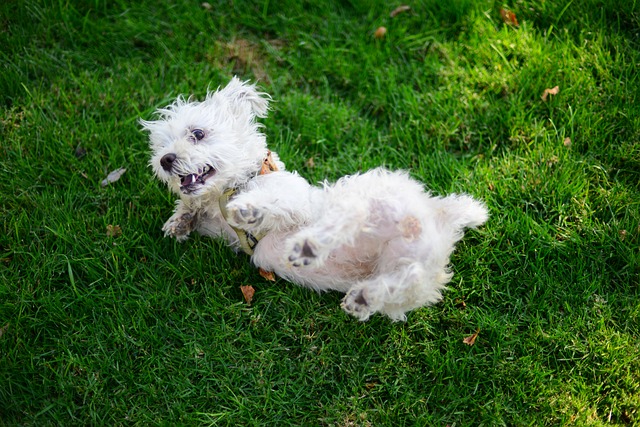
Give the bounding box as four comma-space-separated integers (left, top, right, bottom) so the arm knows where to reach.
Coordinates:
1, 0, 639, 425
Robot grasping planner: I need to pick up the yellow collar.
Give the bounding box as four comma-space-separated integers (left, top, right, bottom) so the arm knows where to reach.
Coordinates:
219, 151, 278, 255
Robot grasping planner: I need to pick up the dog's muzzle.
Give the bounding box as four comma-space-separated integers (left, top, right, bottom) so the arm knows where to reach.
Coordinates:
159, 153, 217, 194
160, 153, 177, 171
178, 165, 216, 194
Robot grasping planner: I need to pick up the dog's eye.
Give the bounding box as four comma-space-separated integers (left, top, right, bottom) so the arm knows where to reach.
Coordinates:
192, 129, 205, 141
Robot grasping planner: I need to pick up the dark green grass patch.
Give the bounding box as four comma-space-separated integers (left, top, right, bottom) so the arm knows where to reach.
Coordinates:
1, 0, 639, 425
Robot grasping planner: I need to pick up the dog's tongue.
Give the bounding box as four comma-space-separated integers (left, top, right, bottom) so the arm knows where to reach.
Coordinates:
181, 174, 197, 187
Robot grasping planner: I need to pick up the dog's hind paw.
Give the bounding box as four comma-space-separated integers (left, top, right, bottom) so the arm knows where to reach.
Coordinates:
341, 288, 372, 321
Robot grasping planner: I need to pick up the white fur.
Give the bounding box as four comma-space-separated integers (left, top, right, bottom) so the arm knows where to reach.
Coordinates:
142, 77, 488, 321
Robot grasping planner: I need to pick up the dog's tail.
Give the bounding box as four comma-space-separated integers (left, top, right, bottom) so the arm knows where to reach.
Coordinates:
436, 194, 489, 230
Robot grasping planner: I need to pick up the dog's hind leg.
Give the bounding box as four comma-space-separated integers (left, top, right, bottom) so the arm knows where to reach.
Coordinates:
285, 197, 370, 268
341, 261, 449, 321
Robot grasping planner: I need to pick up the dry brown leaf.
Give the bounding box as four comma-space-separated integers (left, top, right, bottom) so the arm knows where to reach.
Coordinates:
463, 328, 480, 346
106, 224, 122, 237
390, 5, 411, 17
240, 285, 255, 305
541, 86, 560, 101
74, 145, 86, 159
374, 27, 387, 39
260, 150, 279, 175
259, 268, 276, 282
0, 323, 9, 339
101, 167, 126, 187
306, 157, 315, 168
500, 8, 519, 26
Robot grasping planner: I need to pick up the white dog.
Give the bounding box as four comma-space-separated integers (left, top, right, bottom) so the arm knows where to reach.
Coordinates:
142, 78, 488, 321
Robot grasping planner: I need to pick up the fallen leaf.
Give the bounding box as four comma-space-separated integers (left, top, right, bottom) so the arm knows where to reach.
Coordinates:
463, 328, 480, 346
74, 145, 86, 159
563, 137, 572, 147
500, 8, 519, 26
259, 268, 276, 282
101, 167, 126, 186
260, 150, 279, 175
390, 5, 411, 18
106, 224, 122, 237
306, 157, 315, 168
0, 323, 9, 339
541, 86, 560, 101
374, 26, 387, 39
240, 285, 255, 305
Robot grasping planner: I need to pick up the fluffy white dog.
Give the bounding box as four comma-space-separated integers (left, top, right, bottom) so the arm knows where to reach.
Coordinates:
142, 77, 488, 321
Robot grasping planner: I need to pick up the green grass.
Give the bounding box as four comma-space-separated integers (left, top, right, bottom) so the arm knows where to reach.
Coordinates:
1, 0, 639, 425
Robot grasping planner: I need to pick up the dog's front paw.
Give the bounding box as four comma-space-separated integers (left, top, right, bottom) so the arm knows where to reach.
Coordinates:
341, 288, 372, 321
162, 212, 196, 241
225, 202, 264, 230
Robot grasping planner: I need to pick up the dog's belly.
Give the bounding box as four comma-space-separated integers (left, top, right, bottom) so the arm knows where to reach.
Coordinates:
279, 255, 378, 293
323, 245, 378, 279
252, 234, 382, 293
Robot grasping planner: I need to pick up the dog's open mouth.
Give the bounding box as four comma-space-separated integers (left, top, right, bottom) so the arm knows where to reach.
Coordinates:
179, 165, 215, 193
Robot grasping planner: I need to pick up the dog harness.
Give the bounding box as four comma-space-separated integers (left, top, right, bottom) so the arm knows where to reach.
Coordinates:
219, 151, 279, 255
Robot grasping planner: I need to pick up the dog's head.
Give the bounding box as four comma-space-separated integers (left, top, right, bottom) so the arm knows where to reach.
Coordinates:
141, 77, 270, 197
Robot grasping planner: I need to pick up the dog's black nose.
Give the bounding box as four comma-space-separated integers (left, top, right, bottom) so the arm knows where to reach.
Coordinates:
160, 153, 177, 171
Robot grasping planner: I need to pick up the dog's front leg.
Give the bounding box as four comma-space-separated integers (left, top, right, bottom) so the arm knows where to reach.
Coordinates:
225, 172, 314, 235
162, 199, 199, 242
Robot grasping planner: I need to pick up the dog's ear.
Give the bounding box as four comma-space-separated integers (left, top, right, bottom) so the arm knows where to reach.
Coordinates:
215, 77, 270, 118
